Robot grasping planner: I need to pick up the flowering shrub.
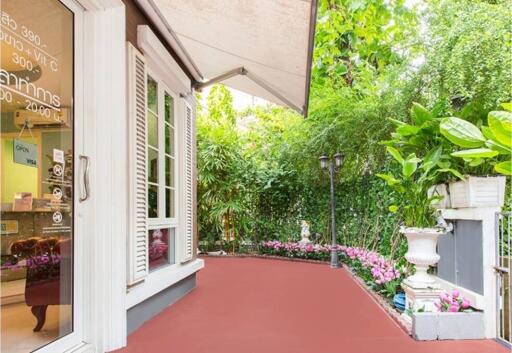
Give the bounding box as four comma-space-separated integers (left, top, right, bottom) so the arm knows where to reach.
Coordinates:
435, 289, 471, 312
342, 246, 402, 298
260, 240, 343, 261
260, 241, 403, 298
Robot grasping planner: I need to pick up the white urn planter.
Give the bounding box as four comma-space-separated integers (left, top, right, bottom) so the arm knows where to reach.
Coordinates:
449, 176, 506, 208
401, 227, 445, 289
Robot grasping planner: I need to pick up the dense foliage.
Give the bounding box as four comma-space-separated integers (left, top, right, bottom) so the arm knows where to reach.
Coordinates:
197, 0, 512, 259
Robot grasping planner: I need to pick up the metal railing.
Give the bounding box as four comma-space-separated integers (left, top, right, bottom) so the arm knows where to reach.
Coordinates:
496, 211, 511, 347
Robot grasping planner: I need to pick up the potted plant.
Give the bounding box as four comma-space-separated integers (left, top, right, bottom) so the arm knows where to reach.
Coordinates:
439, 103, 511, 208
378, 103, 463, 288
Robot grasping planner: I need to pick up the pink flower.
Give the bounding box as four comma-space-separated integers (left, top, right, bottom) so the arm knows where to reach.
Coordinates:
452, 289, 460, 298
461, 298, 471, 309
449, 304, 459, 312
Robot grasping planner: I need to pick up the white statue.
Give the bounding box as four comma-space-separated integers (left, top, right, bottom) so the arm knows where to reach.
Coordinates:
299, 220, 311, 244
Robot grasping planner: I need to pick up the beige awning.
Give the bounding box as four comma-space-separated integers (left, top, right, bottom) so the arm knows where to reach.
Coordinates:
137, 0, 318, 115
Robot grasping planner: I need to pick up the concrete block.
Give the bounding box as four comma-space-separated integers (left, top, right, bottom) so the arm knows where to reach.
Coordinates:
437, 312, 485, 340
412, 313, 438, 341
412, 312, 485, 340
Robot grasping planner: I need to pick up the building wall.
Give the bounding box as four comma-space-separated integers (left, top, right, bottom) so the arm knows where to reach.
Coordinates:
122, 0, 193, 82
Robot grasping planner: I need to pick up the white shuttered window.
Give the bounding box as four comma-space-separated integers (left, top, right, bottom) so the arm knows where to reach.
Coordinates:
127, 41, 195, 285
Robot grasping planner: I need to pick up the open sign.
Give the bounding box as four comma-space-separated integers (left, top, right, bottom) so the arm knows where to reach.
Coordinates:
13, 139, 38, 167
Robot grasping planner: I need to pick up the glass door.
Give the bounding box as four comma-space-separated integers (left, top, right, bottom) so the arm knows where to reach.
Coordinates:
0, 0, 83, 351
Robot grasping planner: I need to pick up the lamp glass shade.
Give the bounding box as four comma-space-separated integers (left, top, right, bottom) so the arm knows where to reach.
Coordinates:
319, 155, 328, 169
334, 153, 344, 167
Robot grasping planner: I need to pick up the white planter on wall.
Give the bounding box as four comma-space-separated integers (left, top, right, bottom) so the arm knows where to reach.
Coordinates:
401, 227, 445, 288
449, 176, 506, 208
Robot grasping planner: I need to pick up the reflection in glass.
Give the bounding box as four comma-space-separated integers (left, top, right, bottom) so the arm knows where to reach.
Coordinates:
164, 93, 173, 126
165, 125, 172, 155
0, 0, 74, 351
147, 76, 158, 113
165, 188, 171, 218
148, 184, 158, 218
148, 147, 158, 184
148, 228, 175, 270
166, 189, 175, 219
165, 156, 174, 187
147, 111, 158, 148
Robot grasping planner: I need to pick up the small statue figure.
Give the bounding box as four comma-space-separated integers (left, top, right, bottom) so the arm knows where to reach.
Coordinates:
299, 220, 311, 244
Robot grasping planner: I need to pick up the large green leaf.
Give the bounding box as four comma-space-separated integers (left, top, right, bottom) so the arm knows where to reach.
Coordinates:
481, 126, 495, 140
451, 148, 499, 159
388, 117, 406, 126
488, 111, 512, 148
485, 139, 512, 155
386, 146, 404, 164
437, 168, 465, 180
376, 173, 400, 186
469, 158, 484, 167
411, 103, 432, 125
422, 147, 442, 172
440, 117, 485, 148
402, 153, 420, 177
396, 124, 421, 136
495, 161, 512, 176
501, 102, 512, 112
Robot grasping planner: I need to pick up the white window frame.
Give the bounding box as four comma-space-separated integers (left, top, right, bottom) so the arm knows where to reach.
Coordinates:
146, 67, 180, 270
127, 25, 203, 309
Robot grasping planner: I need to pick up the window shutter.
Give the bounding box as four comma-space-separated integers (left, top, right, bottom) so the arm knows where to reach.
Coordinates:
182, 101, 194, 262
127, 43, 148, 284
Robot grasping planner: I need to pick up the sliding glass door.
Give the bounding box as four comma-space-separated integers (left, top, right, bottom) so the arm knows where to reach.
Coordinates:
0, 0, 83, 351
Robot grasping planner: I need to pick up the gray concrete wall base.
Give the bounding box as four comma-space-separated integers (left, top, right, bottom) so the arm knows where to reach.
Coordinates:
127, 274, 196, 334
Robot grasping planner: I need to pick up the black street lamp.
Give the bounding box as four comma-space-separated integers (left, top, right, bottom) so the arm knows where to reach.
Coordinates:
319, 153, 344, 268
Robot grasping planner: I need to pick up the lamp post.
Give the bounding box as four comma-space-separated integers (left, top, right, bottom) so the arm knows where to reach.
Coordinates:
319, 153, 344, 268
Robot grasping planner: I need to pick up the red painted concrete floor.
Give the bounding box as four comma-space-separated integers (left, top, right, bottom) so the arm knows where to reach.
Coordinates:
117, 257, 508, 353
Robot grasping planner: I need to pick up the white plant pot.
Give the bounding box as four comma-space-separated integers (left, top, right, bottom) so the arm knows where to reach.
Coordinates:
449, 176, 506, 208
401, 227, 445, 288
428, 184, 451, 209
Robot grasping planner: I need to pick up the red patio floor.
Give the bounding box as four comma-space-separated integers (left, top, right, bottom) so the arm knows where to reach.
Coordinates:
117, 257, 507, 353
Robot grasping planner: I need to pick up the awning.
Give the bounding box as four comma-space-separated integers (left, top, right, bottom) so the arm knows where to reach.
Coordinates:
136, 0, 318, 116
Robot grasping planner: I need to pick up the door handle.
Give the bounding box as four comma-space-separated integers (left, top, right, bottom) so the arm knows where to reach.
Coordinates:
79, 155, 90, 202
494, 266, 509, 275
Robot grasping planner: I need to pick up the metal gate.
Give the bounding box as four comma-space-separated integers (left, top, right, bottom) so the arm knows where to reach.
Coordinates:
496, 211, 511, 346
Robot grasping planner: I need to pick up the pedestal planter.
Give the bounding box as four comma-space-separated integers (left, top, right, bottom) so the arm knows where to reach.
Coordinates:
449, 176, 506, 208
412, 312, 485, 340
401, 227, 444, 289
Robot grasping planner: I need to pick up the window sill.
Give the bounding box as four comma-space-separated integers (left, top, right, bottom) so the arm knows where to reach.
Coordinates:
126, 258, 204, 309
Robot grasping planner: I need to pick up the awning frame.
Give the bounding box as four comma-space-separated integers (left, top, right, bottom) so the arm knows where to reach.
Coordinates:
194, 67, 303, 114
